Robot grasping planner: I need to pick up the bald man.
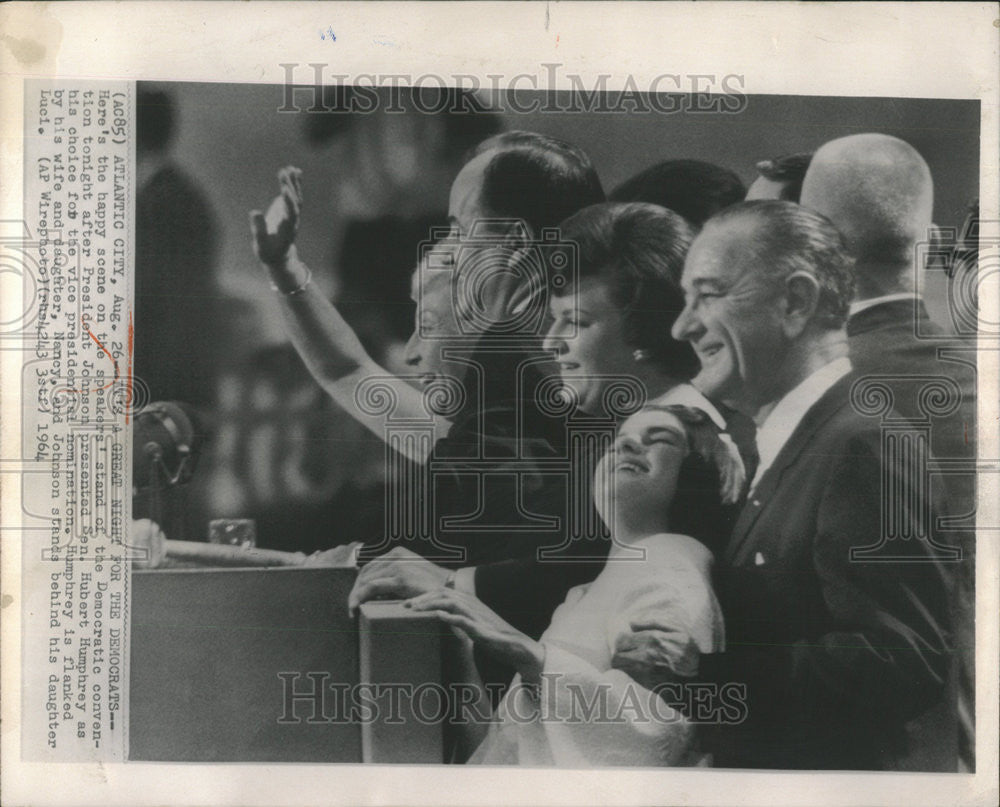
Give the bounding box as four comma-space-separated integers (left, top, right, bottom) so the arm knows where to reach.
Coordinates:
800, 133, 976, 771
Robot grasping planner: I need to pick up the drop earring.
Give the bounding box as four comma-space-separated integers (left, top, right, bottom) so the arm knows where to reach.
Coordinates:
632, 349, 649, 362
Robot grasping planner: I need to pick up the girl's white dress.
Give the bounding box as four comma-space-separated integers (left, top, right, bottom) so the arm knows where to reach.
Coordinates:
469, 533, 724, 767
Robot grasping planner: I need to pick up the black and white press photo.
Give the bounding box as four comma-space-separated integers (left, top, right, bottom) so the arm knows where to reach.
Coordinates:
2, 3, 997, 807
125, 80, 979, 771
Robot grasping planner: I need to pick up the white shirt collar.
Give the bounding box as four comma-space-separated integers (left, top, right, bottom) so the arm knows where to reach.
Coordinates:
849, 292, 915, 318
650, 383, 728, 430
748, 357, 853, 494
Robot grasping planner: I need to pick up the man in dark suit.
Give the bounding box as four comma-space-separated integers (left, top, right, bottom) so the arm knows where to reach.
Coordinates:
666, 201, 953, 769
801, 134, 975, 770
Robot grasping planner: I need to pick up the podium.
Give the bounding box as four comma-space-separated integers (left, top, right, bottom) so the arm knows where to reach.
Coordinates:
129, 566, 448, 763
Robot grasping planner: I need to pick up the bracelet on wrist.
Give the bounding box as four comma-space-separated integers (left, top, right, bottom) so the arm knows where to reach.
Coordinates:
271, 265, 312, 296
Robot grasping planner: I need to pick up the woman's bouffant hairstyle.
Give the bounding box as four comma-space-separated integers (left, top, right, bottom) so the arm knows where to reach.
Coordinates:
552, 202, 701, 381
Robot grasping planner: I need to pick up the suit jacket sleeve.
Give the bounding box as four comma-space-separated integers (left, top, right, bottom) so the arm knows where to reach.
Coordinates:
701, 429, 952, 736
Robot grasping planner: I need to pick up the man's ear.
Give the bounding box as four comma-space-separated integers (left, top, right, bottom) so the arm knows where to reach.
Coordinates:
498, 222, 541, 318
781, 271, 821, 338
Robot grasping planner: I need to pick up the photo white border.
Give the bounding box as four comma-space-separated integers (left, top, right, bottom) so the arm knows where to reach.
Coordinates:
1, 2, 997, 805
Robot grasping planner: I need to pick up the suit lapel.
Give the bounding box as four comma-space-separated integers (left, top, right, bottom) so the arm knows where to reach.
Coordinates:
724, 375, 854, 564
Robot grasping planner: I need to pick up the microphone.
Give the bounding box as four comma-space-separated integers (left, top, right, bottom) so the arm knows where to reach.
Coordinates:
132, 401, 210, 490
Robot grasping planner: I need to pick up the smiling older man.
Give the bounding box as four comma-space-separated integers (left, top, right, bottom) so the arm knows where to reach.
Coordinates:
665, 200, 954, 769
